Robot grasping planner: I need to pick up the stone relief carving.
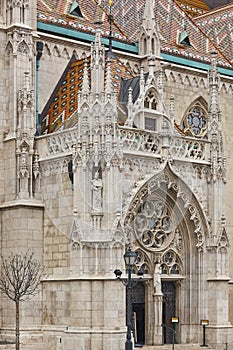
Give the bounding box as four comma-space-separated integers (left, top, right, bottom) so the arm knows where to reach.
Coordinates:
40, 158, 69, 177
70, 208, 82, 247
6, 29, 33, 57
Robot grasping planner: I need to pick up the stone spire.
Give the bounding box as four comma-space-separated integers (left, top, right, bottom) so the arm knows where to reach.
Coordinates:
82, 59, 90, 94
105, 57, 112, 95
208, 51, 220, 115
208, 51, 225, 183
141, 0, 155, 32
207, 51, 226, 244
91, 22, 105, 94
73, 22, 122, 234
16, 71, 37, 200
139, 0, 160, 57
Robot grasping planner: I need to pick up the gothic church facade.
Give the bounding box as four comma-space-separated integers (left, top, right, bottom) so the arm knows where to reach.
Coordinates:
1, 0, 233, 349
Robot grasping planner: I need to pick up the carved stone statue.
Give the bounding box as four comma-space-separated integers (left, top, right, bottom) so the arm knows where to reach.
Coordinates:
154, 261, 162, 294
91, 171, 103, 211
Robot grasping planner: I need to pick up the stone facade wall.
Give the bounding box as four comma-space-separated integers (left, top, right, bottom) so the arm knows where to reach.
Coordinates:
0, 1, 233, 349
0, 205, 43, 342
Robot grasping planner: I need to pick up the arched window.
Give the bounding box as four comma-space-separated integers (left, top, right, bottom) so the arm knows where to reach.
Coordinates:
144, 90, 157, 110
143, 38, 147, 56
180, 100, 207, 138
161, 250, 182, 275
151, 38, 155, 55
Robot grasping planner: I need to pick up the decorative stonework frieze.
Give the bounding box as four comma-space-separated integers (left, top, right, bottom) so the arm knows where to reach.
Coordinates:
38, 125, 210, 167
6, 28, 33, 57
165, 70, 207, 89
39, 130, 78, 158
120, 127, 161, 155
40, 158, 69, 177
169, 136, 209, 161
123, 157, 161, 174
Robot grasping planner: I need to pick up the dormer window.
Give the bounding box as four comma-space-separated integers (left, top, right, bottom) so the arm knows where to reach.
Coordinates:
144, 90, 157, 110
69, 0, 83, 18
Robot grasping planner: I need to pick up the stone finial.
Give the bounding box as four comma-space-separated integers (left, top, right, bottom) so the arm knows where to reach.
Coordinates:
82, 60, 90, 94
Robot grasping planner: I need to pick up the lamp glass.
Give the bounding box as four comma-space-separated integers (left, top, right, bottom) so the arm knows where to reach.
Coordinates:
124, 247, 137, 267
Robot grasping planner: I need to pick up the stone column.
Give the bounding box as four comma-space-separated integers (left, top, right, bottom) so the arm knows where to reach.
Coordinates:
153, 293, 163, 345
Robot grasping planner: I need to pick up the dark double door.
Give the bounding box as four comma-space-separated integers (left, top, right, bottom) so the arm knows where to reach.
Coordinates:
131, 282, 145, 345
162, 281, 177, 344
129, 281, 177, 345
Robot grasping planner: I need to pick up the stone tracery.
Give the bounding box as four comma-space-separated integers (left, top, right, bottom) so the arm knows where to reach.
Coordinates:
135, 199, 173, 250
124, 165, 209, 251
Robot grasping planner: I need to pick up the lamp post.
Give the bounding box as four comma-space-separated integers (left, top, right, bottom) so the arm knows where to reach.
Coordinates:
114, 247, 138, 350
124, 248, 137, 350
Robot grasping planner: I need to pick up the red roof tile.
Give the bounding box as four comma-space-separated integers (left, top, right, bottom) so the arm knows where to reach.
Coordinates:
37, 0, 232, 68
194, 4, 233, 65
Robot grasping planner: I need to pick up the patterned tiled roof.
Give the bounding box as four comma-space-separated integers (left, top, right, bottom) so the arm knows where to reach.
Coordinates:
40, 55, 89, 134
38, 0, 233, 134
37, 0, 233, 68
175, 0, 210, 16
37, 0, 129, 43
194, 4, 233, 65
40, 54, 134, 133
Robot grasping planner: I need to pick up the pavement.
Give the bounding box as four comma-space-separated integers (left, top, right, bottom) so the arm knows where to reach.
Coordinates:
139, 344, 212, 350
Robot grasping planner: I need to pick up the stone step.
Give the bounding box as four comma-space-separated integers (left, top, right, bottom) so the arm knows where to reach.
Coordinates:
0, 342, 15, 349
142, 344, 212, 350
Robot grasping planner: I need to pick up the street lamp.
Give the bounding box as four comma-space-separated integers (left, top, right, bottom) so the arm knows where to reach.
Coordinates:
114, 247, 138, 350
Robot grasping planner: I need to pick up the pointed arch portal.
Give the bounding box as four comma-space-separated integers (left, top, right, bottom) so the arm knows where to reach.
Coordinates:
123, 164, 210, 345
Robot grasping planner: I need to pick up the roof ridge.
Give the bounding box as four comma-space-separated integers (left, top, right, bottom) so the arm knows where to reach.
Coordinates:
194, 2, 233, 19
173, 0, 233, 67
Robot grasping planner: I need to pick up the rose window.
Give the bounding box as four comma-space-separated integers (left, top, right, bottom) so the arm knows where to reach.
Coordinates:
181, 103, 207, 138
134, 200, 173, 250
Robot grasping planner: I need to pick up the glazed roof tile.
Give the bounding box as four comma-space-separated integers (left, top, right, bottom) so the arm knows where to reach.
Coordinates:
40, 55, 88, 134
40, 54, 134, 133
38, 0, 233, 134
194, 4, 233, 65
37, 0, 129, 43
175, 0, 210, 16
37, 0, 233, 68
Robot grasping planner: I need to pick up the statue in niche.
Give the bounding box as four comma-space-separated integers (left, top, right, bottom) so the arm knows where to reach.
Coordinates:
91, 171, 103, 211
154, 260, 162, 294
18, 146, 29, 197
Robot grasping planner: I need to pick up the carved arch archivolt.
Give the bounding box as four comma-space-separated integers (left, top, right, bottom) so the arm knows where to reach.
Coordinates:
123, 164, 210, 278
